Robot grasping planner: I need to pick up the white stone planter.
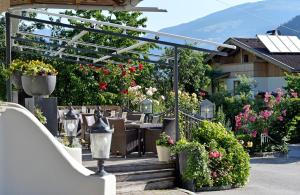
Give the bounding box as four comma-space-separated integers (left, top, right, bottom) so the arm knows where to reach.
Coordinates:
64, 146, 82, 164
156, 145, 171, 162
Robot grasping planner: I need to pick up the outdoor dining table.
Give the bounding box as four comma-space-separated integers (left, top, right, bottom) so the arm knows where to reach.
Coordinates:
125, 122, 163, 157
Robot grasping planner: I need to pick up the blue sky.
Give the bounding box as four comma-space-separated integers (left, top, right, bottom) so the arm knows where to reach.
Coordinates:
139, 0, 262, 30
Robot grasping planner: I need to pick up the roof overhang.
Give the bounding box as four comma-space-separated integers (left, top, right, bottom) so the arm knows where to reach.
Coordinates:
1, 0, 167, 12
205, 38, 295, 72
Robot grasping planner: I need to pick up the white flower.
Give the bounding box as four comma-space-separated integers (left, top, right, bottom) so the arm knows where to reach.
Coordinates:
161, 95, 165, 100
146, 90, 154, 96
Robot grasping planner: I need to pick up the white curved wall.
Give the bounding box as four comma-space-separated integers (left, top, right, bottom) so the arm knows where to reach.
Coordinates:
0, 103, 116, 195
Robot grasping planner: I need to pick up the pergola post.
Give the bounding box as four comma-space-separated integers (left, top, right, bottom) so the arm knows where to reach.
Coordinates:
174, 46, 179, 141
5, 12, 12, 102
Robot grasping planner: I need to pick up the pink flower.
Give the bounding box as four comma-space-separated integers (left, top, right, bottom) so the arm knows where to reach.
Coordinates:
168, 137, 174, 145
211, 171, 217, 178
278, 116, 284, 121
243, 105, 251, 113
209, 151, 222, 159
249, 116, 257, 123
291, 90, 298, 98
252, 130, 258, 138
260, 110, 273, 120
235, 115, 242, 130
264, 92, 272, 103
282, 110, 287, 117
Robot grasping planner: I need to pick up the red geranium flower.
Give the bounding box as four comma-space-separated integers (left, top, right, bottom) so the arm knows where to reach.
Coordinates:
102, 68, 110, 75
121, 70, 126, 77
120, 89, 128, 94
119, 64, 124, 69
99, 82, 108, 90
129, 66, 136, 73
138, 63, 143, 71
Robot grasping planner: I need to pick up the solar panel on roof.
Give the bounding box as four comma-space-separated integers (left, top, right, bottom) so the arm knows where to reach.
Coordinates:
257, 35, 300, 53
279, 36, 300, 53
257, 35, 280, 52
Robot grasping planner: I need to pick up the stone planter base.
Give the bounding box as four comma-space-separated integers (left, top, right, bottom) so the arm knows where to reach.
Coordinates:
197, 185, 239, 192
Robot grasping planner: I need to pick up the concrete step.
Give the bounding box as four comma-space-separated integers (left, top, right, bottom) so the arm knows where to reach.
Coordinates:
117, 177, 176, 193
85, 160, 175, 173
115, 168, 175, 182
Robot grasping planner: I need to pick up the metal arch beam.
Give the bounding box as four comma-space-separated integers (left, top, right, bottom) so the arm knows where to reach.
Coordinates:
23, 9, 236, 50
10, 14, 228, 56
18, 32, 170, 59
93, 41, 147, 63
53, 31, 88, 56
12, 37, 173, 67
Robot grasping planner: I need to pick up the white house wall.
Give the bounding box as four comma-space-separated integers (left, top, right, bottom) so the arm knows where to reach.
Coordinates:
223, 77, 286, 94
0, 103, 116, 195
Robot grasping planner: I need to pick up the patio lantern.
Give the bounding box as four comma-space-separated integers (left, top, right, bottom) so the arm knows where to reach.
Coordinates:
200, 99, 215, 119
63, 105, 79, 146
140, 99, 153, 114
90, 107, 113, 177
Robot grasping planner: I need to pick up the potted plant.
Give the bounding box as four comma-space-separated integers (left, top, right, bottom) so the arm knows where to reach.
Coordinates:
7, 59, 29, 90
57, 137, 82, 164
156, 132, 174, 162
21, 60, 58, 97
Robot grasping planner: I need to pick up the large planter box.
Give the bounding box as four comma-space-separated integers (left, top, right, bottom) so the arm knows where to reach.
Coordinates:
22, 75, 56, 97
64, 146, 82, 164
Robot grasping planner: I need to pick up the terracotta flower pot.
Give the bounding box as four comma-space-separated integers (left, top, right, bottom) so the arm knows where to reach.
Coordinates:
21, 75, 56, 97
156, 145, 171, 162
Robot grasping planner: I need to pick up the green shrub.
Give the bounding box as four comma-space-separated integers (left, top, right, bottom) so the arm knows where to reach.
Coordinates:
173, 121, 250, 189
172, 140, 212, 188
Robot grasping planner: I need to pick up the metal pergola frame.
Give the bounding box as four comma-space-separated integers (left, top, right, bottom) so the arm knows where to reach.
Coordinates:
5, 9, 235, 145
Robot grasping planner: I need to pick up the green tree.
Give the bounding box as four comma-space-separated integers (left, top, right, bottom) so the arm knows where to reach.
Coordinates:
159, 47, 211, 94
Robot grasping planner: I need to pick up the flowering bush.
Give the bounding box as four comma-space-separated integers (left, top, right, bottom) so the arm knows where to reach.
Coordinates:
166, 90, 200, 114
156, 132, 175, 147
234, 89, 297, 152
173, 121, 250, 190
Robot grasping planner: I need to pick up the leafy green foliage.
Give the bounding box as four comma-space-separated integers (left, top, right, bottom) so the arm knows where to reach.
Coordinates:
8, 59, 58, 76
285, 72, 300, 94
34, 108, 47, 125
235, 75, 256, 95
172, 139, 212, 188
156, 132, 175, 147
174, 121, 250, 189
191, 121, 250, 187
159, 47, 211, 94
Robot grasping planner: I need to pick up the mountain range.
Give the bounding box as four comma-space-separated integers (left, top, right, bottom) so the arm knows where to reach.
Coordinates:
159, 0, 300, 48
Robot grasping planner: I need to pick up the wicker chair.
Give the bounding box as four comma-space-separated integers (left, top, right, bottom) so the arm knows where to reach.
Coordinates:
108, 118, 139, 158
81, 114, 95, 148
